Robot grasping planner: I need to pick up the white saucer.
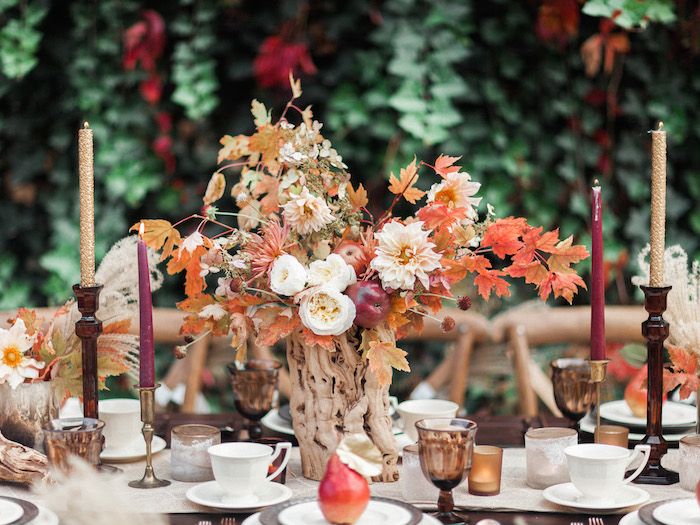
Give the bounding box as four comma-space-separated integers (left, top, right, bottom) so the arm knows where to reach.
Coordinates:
186, 480, 293, 512
30, 506, 59, 525
601, 401, 696, 429
262, 409, 402, 437
619, 510, 644, 525
101, 435, 166, 463
580, 414, 688, 442
543, 482, 650, 512
242, 511, 441, 525
0, 499, 23, 525
653, 499, 700, 525
277, 499, 413, 525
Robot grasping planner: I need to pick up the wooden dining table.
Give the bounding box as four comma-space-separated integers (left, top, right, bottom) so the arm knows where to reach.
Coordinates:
155, 412, 631, 525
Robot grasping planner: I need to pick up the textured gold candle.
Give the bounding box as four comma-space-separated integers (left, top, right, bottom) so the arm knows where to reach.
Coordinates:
79, 121, 95, 287
649, 122, 666, 287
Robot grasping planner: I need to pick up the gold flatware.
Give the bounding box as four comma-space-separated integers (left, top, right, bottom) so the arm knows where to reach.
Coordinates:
220, 518, 236, 525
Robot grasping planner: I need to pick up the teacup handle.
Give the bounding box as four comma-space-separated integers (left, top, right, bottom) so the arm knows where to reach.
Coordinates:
265, 442, 292, 482
623, 444, 651, 484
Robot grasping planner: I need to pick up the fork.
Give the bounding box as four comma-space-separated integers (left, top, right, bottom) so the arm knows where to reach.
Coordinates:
220, 519, 236, 525
589, 518, 605, 525
196, 521, 212, 525
570, 522, 584, 525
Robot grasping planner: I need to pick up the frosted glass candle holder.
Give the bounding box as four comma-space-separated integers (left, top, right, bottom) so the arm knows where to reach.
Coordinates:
679, 434, 700, 491
400, 444, 439, 502
525, 427, 578, 489
171, 424, 220, 482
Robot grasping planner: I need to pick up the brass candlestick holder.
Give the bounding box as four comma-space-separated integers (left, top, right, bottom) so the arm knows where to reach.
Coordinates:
589, 359, 610, 436
129, 384, 170, 489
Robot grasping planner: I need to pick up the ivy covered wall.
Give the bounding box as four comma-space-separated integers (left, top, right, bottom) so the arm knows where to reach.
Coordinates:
1, 0, 698, 308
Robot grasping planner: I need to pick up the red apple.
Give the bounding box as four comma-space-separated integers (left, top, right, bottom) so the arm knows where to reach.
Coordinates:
318, 454, 370, 525
346, 280, 391, 328
624, 366, 666, 418
334, 240, 369, 275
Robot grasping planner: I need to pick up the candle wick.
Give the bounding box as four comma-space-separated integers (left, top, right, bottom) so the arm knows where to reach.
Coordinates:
658, 121, 664, 130
593, 178, 600, 186
83, 121, 90, 129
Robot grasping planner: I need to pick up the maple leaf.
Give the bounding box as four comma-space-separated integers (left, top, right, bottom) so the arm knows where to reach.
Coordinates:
441, 258, 468, 285
433, 154, 462, 178
547, 236, 590, 273
512, 226, 560, 266
480, 217, 528, 258
416, 203, 468, 230
506, 260, 549, 285
388, 158, 425, 204
537, 271, 586, 303
300, 328, 336, 351
365, 340, 410, 387
103, 319, 131, 334
14, 308, 39, 336
254, 307, 301, 346
668, 344, 698, 374
346, 182, 368, 211
251, 99, 271, 127
249, 125, 282, 166
217, 134, 249, 164
386, 295, 412, 332
203, 171, 226, 205
474, 269, 511, 300
131, 219, 181, 261
463, 254, 493, 274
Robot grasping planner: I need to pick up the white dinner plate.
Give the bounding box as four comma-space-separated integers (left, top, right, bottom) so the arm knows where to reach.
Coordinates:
579, 414, 688, 442
278, 500, 412, 525
100, 435, 166, 463
619, 510, 644, 525
262, 409, 403, 436
30, 506, 59, 525
186, 480, 293, 512
0, 499, 23, 525
242, 509, 442, 525
543, 482, 650, 512
653, 499, 700, 525
601, 401, 697, 429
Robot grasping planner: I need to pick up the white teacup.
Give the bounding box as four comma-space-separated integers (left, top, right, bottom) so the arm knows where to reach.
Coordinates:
565, 443, 651, 503
208, 441, 291, 503
98, 398, 142, 452
397, 399, 459, 442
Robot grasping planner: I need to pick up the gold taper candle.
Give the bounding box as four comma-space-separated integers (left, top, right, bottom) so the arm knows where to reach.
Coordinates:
649, 122, 667, 287
79, 121, 96, 287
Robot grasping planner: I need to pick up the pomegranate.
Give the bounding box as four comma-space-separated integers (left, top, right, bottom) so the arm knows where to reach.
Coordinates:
346, 280, 391, 328
318, 453, 370, 525
333, 240, 368, 275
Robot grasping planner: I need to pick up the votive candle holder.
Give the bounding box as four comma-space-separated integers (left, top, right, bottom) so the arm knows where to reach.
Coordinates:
171, 424, 220, 482
679, 434, 700, 491
595, 425, 629, 448
525, 427, 577, 489
468, 445, 503, 496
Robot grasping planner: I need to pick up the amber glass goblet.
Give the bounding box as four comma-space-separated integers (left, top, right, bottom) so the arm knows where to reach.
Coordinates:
551, 358, 596, 425
416, 417, 478, 524
229, 359, 281, 439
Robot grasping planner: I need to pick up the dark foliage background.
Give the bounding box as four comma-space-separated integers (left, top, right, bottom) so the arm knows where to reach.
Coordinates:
1, 0, 698, 312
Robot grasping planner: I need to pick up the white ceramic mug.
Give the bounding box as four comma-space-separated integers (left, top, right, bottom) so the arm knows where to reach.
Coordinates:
208, 441, 291, 502
397, 399, 459, 442
98, 398, 142, 452
565, 443, 651, 503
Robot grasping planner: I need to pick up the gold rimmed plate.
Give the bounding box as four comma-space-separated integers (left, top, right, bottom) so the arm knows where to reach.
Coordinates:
259, 497, 423, 525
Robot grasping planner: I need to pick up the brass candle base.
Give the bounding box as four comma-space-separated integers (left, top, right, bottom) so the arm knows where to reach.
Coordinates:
129, 384, 170, 489
588, 359, 609, 437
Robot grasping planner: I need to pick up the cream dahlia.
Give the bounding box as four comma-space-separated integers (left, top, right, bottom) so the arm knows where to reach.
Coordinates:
427, 171, 481, 220
282, 187, 334, 235
370, 221, 442, 290
0, 319, 44, 389
299, 286, 356, 336
269, 254, 307, 296
307, 253, 356, 292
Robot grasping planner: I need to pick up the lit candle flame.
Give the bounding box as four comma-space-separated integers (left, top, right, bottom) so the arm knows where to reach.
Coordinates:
139, 222, 145, 238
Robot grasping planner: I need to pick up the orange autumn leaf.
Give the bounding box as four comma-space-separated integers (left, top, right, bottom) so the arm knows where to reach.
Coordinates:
441, 258, 468, 285
416, 203, 468, 230
388, 158, 425, 204
346, 182, 368, 211
14, 308, 39, 335
167, 244, 207, 275
668, 344, 698, 374
177, 294, 215, 313
396, 309, 424, 340
547, 236, 590, 273
537, 271, 586, 303
103, 319, 131, 334
366, 341, 410, 387
506, 260, 549, 285
185, 254, 206, 297
581, 32, 630, 77
512, 226, 560, 265
300, 328, 336, 351
433, 154, 462, 178
473, 269, 511, 300
481, 217, 528, 258
664, 345, 700, 399
463, 254, 492, 274
254, 307, 301, 346
217, 134, 249, 164
386, 294, 412, 332
249, 125, 282, 165
131, 219, 181, 261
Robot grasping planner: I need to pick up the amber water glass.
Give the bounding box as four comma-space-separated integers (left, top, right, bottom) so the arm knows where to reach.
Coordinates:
43, 417, 104, 472
416, 417, 478, 524
229, 359, 281, 439
551, 358, 596, 424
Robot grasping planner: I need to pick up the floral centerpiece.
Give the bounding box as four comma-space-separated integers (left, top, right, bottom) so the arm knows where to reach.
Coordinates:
139, 77, 588, 481
0, 238, 159, 450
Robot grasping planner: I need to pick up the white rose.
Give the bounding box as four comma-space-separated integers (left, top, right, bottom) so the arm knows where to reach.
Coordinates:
307, 253, 356, 292
269, 254, 307, 296
299, 286, 356, 336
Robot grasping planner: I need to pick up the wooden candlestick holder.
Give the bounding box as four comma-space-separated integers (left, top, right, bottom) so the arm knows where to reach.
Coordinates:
634, 285, 679, 485
73, 284, 103, 420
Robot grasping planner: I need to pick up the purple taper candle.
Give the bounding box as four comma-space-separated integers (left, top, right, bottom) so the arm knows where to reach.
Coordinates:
590, 181, 606, 361
137, 223, 155, 388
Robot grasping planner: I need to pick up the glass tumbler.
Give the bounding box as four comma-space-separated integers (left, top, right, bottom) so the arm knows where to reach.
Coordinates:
679, 434, 700, 491
171, 424, 220, 482
43, 417, 104, 472
525, 427, 578, 489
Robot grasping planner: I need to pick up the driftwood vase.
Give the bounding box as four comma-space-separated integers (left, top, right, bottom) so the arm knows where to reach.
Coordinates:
0, 382, 58, 453
286, 328, 399, 482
